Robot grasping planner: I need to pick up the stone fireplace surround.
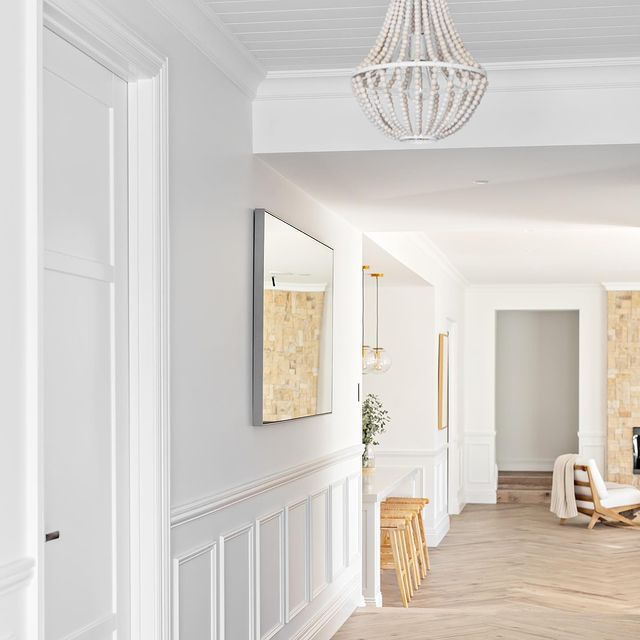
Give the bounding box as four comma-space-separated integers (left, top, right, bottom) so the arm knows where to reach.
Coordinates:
607, 291, 640, 487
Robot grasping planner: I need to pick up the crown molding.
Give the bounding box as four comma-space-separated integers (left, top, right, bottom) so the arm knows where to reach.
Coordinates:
467, 283, 606, 291
257, 57, 640, 101
266, 57, 640, 80
44, 0, 166, 79
149, 0, 265, 98
409, 233, 470, 288
602, 282, 640, 291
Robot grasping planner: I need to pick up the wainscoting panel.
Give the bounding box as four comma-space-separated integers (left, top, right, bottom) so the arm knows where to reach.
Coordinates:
285, 498, 309, 622
174, 544, 217, 640
464, 432, 497, 504
222, 525, 255, 640
310, 489, 330, 599
258, 511, 284, 640
346, 474, 360, 566
170, 445, 362, 640
330, 480, 346, 580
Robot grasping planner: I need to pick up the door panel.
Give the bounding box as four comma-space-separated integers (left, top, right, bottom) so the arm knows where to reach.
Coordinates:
43, 27, 129, 639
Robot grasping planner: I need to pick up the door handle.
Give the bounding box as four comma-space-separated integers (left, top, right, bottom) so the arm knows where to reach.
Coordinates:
45, 531, 60, 542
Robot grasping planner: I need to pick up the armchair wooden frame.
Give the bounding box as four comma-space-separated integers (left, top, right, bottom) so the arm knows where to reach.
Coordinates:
573, 464, 640, 529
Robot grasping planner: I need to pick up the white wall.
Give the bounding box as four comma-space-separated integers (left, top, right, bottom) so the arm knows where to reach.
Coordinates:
363, 284, 435, 450
464, 285, 607, 503
362, 233, 467, 543
496, 311, 579, 471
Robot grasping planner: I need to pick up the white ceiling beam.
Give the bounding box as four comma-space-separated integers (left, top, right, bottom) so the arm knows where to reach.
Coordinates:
253, 59, 640, 153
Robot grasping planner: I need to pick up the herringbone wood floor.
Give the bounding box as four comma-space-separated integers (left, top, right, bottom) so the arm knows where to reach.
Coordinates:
334, 504, 640, 639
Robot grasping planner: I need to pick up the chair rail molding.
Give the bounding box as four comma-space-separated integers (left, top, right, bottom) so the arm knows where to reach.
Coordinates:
41, 2, 171, 638
171, 444, 363, 527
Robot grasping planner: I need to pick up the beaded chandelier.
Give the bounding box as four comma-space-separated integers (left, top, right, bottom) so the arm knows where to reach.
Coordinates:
352, 0, 488, 141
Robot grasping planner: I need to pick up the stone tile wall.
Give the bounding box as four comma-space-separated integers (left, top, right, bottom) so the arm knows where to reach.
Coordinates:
607, 291, 640, 487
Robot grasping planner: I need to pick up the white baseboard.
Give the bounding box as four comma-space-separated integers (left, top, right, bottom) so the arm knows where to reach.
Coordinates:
292, 574, 361, 640
362, 592, 382, 607
425, 513, 450, 547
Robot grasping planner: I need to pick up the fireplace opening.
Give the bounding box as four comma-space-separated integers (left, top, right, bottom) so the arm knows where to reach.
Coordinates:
634, 427, 640, 475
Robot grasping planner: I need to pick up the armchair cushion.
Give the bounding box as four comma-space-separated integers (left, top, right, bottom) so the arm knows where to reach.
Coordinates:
601, 486, 640, 509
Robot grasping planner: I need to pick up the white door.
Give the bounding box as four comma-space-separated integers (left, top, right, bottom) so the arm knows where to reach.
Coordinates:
43, 28, 130, 639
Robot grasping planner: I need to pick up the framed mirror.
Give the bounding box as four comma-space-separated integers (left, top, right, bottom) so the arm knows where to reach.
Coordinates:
253, 209, 334, 425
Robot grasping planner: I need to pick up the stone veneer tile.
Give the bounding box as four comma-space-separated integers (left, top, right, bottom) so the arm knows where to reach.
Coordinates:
607, 291, 640, 487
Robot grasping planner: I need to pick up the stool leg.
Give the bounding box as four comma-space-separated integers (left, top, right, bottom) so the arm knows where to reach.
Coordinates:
405, 522, 421, 589
398, 528, 413, 599
389, 530, 409, 608
417, 510, 431, 571
411, 514, 427, 579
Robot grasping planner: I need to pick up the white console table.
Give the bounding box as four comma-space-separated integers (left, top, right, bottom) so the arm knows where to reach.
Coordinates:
362, 466, 420, 607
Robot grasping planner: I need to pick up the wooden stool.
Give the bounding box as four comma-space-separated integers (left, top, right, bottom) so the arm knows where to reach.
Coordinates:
382, 503, 427, 580
380, 517, 412, 607
381, 515, 417, 597
384, 497, 431, 571
381, 505, 423, 586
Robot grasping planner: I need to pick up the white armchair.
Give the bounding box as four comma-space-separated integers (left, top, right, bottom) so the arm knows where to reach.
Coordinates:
574, 459, 640, 529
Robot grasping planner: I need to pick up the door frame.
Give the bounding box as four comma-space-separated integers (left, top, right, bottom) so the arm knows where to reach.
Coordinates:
38, 1, 170, 637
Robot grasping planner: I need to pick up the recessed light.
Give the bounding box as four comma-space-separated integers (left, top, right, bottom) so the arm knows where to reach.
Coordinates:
473, 179, 489, 185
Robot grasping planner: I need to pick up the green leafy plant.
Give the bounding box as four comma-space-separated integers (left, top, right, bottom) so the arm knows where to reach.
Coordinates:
362, 393, 390, 447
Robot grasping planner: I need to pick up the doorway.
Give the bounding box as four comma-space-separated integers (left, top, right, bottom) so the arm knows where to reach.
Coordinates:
39, 5, 169, 635
43, 27, 130, 638
496, 310, 579, 472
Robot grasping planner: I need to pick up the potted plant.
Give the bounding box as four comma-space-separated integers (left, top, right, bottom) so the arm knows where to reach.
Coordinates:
362, 393, 390, 471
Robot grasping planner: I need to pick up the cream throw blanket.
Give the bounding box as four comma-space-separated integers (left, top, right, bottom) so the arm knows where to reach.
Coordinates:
550, 454, 579, 519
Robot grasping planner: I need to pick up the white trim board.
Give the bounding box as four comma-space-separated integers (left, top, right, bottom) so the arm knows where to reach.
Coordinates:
41, 2, 171, 638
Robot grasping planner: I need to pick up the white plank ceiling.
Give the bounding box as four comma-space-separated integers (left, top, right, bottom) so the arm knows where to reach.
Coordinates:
203, 0, 640, 72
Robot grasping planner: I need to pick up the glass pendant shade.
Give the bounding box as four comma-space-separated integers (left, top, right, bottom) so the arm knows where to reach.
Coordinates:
362, 345, 376, 374
371, 347, 392, 374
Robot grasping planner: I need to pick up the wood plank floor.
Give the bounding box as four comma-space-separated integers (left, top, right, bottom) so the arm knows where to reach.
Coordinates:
334, 504, 640, 639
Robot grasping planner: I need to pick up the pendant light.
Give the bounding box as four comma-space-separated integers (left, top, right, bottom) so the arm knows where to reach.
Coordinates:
362, 265, 376, 374
370, 273, 392, 374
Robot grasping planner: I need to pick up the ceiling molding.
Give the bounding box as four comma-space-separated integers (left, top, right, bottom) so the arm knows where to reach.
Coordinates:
257, 58, 640, 101
149, 0, 265, 98
408, 234, 470, 289
265, 57, 640, 80
468, 284, 606, 292
602, 282, 640, 291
